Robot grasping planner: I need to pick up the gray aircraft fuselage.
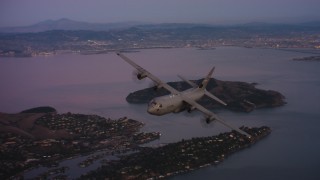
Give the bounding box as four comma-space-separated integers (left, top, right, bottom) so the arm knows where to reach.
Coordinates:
116, 52, 252, 138
147, 87, 204, 115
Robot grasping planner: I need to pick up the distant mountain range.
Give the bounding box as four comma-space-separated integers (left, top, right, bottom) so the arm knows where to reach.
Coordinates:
0, 18, 142, 33
1, 18, 320, 33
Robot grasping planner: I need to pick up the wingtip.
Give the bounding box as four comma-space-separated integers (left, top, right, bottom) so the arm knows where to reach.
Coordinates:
211, 66, 215, 73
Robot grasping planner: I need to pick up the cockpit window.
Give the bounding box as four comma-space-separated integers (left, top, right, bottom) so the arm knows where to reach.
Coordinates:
149, 100, 163, 109
149, 100, 157, 106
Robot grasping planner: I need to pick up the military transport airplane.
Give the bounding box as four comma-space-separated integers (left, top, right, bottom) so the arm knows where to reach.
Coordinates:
117, 52, 251, 137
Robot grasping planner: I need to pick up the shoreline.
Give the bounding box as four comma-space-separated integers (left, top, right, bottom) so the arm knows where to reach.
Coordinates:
1, 46, 320, 58
81, 126, 271, 179
1, 107, 271, 179
1, 110, 160, 179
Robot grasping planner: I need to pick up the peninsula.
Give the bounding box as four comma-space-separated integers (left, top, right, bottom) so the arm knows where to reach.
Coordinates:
1, 107, 271, 179
80, 126, 271, 179
0, 107, 160, 179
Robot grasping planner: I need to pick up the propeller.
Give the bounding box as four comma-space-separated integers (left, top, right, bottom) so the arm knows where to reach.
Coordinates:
200, 116, 216, 128
132, 70, 146, 83
187, 106, 196, 113
183, 109, 195, 117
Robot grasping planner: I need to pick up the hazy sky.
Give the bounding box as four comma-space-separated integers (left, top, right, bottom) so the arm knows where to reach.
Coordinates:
1, 0, 320, 27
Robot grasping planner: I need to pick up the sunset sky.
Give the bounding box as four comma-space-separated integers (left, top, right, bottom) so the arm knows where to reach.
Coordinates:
1, 0, 320, 27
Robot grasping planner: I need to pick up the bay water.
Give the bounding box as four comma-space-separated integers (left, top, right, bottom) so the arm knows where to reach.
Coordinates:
1, 47, 319, 179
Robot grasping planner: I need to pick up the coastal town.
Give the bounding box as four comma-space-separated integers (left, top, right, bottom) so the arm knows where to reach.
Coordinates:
0, 107, 271, 179
0, 22, 319, 57
81, 126, 271, 179
0, 108, 160, 179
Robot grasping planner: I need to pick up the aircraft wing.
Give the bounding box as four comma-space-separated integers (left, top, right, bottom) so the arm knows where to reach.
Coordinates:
117, 52, 180, 94
181, 95, 251, 137
117, 52, 251, 138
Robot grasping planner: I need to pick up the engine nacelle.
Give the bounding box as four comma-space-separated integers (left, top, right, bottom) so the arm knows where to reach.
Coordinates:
205, 116, 215, 124
187, 106, 196, 113
152, 84, 162, 91
137, 73, 147, 80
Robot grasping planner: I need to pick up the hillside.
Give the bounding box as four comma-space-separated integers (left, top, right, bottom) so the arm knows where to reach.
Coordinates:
1, 21, 320, 57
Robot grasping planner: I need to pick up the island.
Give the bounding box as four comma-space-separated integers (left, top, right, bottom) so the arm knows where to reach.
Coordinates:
126, 78, 286, 112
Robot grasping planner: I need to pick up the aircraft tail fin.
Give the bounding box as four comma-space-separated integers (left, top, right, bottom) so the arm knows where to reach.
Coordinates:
200, 67, 227, 106
199, 67, 215, 89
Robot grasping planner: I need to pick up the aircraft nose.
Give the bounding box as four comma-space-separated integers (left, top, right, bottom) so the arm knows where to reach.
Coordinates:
147, 106, 156, 115
147, 106, 155, 115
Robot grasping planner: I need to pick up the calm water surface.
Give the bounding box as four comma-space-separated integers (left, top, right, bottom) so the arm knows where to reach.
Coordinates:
1, 47, 320, 179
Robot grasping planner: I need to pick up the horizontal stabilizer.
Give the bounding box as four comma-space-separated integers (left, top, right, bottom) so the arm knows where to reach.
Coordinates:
177, 75, 198, 88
